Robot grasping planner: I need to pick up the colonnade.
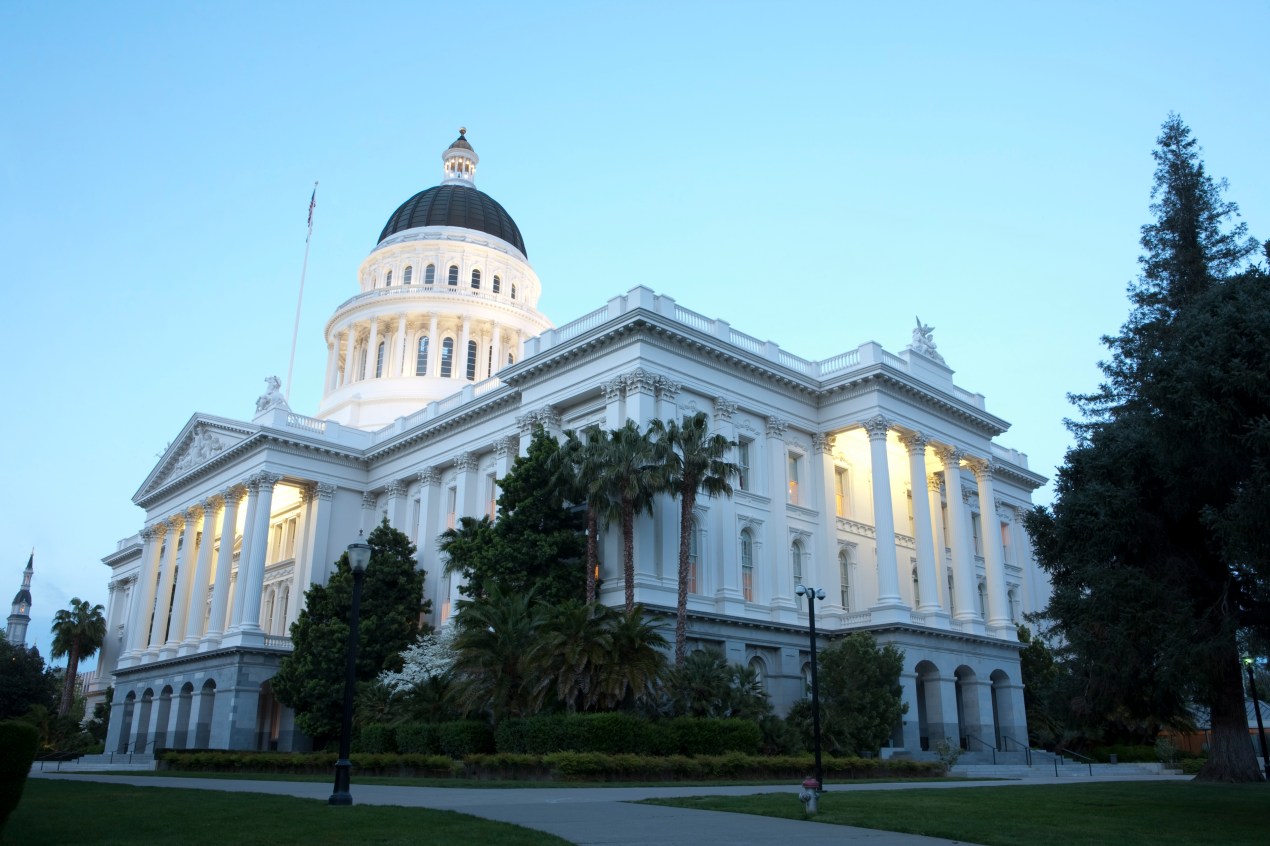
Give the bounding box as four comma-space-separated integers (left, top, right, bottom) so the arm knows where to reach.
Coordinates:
324, 312, 524, 391
116, 472, 338, 669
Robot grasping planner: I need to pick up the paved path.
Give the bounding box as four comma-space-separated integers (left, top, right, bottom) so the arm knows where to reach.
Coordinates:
31, 771, 1189, 846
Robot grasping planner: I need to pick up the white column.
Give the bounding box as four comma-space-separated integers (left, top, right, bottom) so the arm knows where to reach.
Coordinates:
391, 314, 407, 377
864, 416, 904, 608
120, 526, 162, 665
458, 316, 471, 380
655, 377, 681, 423
303, 482, 337, 589
162, 507, 202, 658
814, 432, 841, 608
972, 460, 1013, 633
235, 472, 280, 637
928, 474, 950, 610
427, 313, 439, 377
338, 326, 354, 386
365, 318, 380, 379
204, 485, 242, 645
415, 468, 443, 623
765, 417, 794, 610
603, 378, 625, 429
323, 339, 337, 392
938, 447, 979, 626
624, 369, 656, 424
181, 498, 220, 653
229, 481, 261, 630
449, 453, 477, 611
713, 398, 743, 606
146, 515, 183, 656
361, 490, 379, 535
490, 322, 503, 377
385, 480, 407, 530
901, 433, 941, 614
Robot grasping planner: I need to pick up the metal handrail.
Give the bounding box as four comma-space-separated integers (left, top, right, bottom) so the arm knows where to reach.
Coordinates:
1055, 746, 1094, 776
1000, 734, 1032, 766
964, 733, 996, 765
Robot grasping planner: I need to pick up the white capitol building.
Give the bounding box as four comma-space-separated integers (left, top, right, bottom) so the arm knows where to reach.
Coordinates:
91, 131, 1049, 755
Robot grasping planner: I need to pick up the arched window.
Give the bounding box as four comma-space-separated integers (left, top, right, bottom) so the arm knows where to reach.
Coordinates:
415, 336, 429, 376
791, 540, 804, 606
403, 266, 413, 284
385, 270, 393, 287
510, 283, 517, 300
507, 352, 514, 365
839, 549, 850, 611
440, 338, 454, 378
687, 517, 700, 594
465, 339, 478, 380
424, 264, 435, 285
471, 269, 481, 289
749, 656, 766, 692
492, 274, 501, 294
447, 265, 459, 286
740, 528, 754, 602
375, 341, 385, 377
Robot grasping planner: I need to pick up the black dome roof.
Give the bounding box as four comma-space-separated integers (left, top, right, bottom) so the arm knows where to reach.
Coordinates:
378, 184, 526, 256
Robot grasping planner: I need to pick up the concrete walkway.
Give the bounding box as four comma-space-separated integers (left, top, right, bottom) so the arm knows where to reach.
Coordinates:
30, 771, 1189, 846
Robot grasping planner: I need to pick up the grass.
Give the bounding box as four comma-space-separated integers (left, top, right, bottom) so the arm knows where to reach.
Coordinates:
644, 782, 1270, 846
1, 780, 570, 846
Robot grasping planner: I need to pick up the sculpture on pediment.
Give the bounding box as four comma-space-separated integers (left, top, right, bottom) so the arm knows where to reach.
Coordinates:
255, 375, 290, 414
909, 316, 946, 363
171, 425, 226, 476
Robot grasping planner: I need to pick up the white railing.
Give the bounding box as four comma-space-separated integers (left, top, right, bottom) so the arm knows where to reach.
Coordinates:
553, 304, 611, 343
841, 611, 873, 625
286, 413, 327, 435
837, 517, 876, 537
673, 304, 712, 332
819, 349, 860, 376
262, 635, 293, 650
727, 327, 767, 354
331, 285, 537, 316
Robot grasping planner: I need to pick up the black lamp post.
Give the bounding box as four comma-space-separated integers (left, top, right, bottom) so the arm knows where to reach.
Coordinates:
329, 531, 373, 806
795, 583, 826, 790
1243, 656, 1270, 782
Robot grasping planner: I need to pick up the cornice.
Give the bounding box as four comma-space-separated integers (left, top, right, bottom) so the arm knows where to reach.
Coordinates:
363, 385, 523, 461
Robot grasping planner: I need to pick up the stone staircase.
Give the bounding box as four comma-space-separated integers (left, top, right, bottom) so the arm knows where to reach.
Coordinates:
31, 752, 157, 773
911, 747, 1169, 778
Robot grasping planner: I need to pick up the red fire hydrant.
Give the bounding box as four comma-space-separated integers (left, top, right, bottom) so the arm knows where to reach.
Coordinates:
798, 776, 821, 813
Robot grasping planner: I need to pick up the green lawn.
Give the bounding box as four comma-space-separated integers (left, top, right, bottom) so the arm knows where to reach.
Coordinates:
644, 782, 1270, 846
1, 780, 570, 846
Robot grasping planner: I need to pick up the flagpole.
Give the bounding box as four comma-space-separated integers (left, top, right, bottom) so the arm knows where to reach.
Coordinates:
286, 182, 318, 404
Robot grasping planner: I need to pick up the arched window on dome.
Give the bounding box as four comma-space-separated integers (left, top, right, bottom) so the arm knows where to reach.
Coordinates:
492, 275, 501, 294
385, 270, 392, 287
358, 345, 368, 381
447, 266, 459, 286
487, 345, 493, 376
440, 338, 454, 378
424, 264, 435, 285
466, 340, 478, 380
415, 336, 429, 376
510, 283, 518, 300
375, 341, 385, 378
507, 352, 515, 365
403, 266, 413, 285
471, 269, 481, 290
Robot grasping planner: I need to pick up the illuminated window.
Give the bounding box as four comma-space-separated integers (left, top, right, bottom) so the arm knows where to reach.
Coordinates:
403, 266, 412, 284
447, 265, 459, 286
740, 528, 754, 602
686, 517, 700, 594
471, 269, 481, 289
466, 340, 478, 380
424, 264, 435, 285
492, 274, 501, 294
415, 336, 429, 376
440, 338, 454, 378
787, 453, 802, 505
835, 467, 849, 516
948, 573, 956, 613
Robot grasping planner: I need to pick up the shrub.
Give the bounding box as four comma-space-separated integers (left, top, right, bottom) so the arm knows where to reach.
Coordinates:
438, 720, 495, 756
395, 722, 441, 754
666, 717, 760, 756
573, 713, 657, 755
496, 715, 576, 754
354, 723, 397, 754
1091, 744, 1157, 763
0, 721, 40, 829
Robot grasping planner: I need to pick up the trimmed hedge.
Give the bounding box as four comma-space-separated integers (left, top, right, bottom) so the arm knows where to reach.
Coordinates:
437, 721, 495, 757
354, 724, 397, 754
493, 714, 761, 756
395, 722, 441, 754
158, 748, 941, 782
1, 721, 40, 830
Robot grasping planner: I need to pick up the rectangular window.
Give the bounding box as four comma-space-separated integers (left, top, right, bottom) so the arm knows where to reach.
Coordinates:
787, 453, 802, 505
1001, 522, 1011, 563
687, 522, 699, 595
737, 439, 751, 491
446, 487, 457, 530
485, 474, 497, 520
971, 512, 983, 556
375, 343, 385, 378
941, 502, 950, 548
834, 467, 849, 516
740, 532, 754, 602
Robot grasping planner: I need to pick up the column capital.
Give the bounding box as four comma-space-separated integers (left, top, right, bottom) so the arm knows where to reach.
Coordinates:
220, 483, 246, 504
141, 525, 161, 542
602, 377, 626, 401
455, 452, 478, 472
812, 432, 835, 454
494, 436, 515, 459
167, 513, 186, 531
968, 457, 997, 480
247, 471, 282, 492
765, 416, 788, 438
899, 431, 928, 453
862, 415, 890, 440
361, 491, 378, 510
927, 473, 943, 493
654, 375, 681, 399
386, 481, 406, 499
186, 504, 205, 523
713, 396, 738, 421
201, 495, 223, 514
935, 445, 964, 466
624, 368, 657, 397
417, 467, 440, 487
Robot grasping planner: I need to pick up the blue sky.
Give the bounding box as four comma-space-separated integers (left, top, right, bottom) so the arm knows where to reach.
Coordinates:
1, 1, 1266, 665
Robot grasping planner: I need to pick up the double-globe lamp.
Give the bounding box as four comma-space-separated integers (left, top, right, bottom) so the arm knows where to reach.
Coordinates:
795, 583, 826, 792
329, 531, 373, 806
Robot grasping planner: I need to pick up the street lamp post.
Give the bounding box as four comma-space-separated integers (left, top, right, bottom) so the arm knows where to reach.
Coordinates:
795, 584, 826, 792
1243, 656, 1270, 782
329, 531, 373, 806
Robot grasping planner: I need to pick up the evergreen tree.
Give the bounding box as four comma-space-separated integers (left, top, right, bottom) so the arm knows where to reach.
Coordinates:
272, 519, 428, 746
0, 639, 57, 720
786, 633, 906, 756
1027, 116, 1266, 781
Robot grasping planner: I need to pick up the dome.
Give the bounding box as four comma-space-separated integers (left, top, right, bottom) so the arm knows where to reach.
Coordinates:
377, 184, 527, 256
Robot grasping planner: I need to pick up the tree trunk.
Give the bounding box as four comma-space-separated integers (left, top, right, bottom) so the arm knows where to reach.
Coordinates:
675, 490, 695, 666
621, 501, 635, 612
58, 641, 81, 717
585, 506, 599, 604
1197, 647, 1263, 782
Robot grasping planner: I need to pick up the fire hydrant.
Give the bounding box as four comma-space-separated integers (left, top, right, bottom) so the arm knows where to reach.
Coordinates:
798, 776, 821, 814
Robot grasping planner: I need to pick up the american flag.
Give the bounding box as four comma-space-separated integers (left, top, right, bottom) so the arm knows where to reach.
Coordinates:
306, 184, 317, 241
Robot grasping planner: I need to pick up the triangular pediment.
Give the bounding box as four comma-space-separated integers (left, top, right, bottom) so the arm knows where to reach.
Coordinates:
136, 415, 254, 499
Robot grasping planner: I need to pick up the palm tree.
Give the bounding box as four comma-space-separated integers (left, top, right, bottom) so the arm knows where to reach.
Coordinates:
50, 597, 107, 716
597, 604, 668, 710
553, 426, 611, 604
450, 585, 543, 722
598, 420, 658, 611
649, 412, 739, 664
532, 601, 614, 713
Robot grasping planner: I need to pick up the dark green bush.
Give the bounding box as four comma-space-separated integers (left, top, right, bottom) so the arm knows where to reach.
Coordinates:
353, 723, 397, 754
495, 715, 576, 754
573, 713, 657, 755
666, 717, 761, 756
1091, 744, 1157, 763
395, 722, 441, 754
0, 721, 40, 829
437, 720, 495, 757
